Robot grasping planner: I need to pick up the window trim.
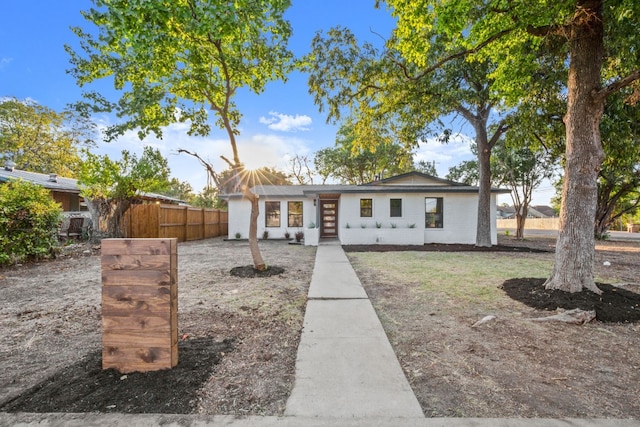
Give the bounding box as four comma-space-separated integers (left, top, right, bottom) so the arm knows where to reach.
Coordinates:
425, 197, 443, 228
390, 198, 402, 218
265, 201, 281, 228
287, 201, 303, 228
360, 198, 373, 217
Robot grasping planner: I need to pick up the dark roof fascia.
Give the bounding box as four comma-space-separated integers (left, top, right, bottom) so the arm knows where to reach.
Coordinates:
337, 186, 510, 194
223, 185, 510, 198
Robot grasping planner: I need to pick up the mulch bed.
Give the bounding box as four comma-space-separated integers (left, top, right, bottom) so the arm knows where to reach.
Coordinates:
0, 338, 233, 414
230, 265, 285, 277
502, 278, 640, 323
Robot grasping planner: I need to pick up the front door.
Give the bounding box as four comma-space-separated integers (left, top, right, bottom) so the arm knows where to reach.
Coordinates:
320, 200, 338, 237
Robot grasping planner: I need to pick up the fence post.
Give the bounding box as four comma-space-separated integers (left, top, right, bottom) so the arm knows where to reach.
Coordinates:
101, 238, 178, 373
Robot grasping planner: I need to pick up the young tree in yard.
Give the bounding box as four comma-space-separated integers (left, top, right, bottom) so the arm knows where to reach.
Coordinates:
0, 97, 95, 176
67, 0, 293, 271
492, 139, 555, 240
380, 0, 640, 293
78, 147, 170, 238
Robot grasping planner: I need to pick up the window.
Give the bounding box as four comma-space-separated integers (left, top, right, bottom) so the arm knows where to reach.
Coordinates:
287, 201, 303, 227
265, 201, 280, 227
425, 197, 443, 228
360, 198, 372, 217
390, 198, 402, 217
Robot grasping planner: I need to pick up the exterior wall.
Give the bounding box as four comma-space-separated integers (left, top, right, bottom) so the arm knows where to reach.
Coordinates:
51, 191, 81, 211
229, 191, 499, 245
227, 196, 314, 240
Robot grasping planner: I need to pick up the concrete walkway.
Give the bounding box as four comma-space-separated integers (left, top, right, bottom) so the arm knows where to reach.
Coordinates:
284, 239, 424, 419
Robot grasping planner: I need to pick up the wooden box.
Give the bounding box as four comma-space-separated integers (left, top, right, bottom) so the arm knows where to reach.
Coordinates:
101, 238, 178, 372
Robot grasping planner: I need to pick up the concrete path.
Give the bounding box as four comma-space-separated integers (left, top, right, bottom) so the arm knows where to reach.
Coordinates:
284, 239, 424, 419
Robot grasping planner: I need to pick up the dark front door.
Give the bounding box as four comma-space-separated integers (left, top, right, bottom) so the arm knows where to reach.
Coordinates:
320, 200, 338, 237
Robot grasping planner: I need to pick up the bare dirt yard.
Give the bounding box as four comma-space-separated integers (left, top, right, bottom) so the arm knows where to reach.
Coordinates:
0, 238, 316, 415
1, 234, 639, 418
347, 235, 640, 418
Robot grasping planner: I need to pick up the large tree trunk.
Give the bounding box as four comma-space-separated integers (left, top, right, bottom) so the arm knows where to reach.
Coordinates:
544, 1, 605, 294
475, 127, 493, 247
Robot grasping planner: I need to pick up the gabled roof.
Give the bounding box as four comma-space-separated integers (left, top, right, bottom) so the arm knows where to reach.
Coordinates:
0, 167, 187, 204
362, 171, 464, 187
224, 172, 510, 198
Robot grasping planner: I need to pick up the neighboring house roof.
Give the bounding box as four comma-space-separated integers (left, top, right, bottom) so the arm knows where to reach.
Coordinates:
531, 205, 557, 218
0, 166, 79, 194
224, 171, 510, 199
0, 166, 187, 205
497, 205, 516, 218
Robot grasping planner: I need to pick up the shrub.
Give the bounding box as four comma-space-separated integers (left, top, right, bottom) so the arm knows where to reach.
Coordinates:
0, 180, 62, 265
262, 230, 269, 240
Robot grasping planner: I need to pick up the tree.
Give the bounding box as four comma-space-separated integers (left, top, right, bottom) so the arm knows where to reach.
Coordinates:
0, 97, 95, 176
288, 154, 316, 185
413, 160, 438, 176
313, 119, 414, 185
67, 0, 293, 271
491, 139, 555, 239
380, 0, 640, 293
78, 146, 170, 238
594, 93, 640, 237
160, 178, 194, 204
305, 27, 509, 247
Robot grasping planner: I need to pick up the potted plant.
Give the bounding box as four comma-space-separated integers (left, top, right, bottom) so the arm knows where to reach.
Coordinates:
295, 230, 304, 242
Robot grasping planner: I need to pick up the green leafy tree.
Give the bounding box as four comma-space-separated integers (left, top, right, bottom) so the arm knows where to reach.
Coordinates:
160, 178, 195, 204
380, 0, 640, 293
594, 93, 640, 237
0, 97, 95, 176
67, 0, 293, 270
314, 119, 414, 184
413, 160, 438, 177
0, 180, 62, 265
78, 147, 170, 238
491, 139, 556, 240
305, 27, 509, 247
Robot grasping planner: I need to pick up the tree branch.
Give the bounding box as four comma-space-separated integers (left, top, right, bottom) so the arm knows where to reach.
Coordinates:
593, 69, 640, 100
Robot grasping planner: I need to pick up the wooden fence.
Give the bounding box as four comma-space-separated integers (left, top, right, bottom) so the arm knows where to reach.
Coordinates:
122, 204, 228, 242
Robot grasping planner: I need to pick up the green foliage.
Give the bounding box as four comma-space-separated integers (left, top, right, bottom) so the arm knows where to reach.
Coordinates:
79, 146, 170, 201
67, 0, 293, 146
314, 118, 414, 184
78, 146, 170, 237
0, 180, 62, 265
0, 97, 96, 176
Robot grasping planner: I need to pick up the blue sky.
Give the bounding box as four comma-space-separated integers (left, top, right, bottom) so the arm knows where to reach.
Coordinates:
0, 1, 553, 204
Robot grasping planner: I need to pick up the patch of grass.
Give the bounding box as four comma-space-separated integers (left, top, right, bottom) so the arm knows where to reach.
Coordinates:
349, 251, 553, 310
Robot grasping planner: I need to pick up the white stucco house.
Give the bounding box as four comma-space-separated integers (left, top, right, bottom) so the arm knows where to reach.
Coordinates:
225, 172, 510, 246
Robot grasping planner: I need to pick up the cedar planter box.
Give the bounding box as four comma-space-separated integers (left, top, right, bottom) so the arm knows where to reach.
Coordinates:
101, 238, 178, 373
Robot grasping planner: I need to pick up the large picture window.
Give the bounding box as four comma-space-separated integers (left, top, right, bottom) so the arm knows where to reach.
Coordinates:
360, 198, 372, 217
287, 201, 303, 227
265, 201, 281, 227
425, 197, 443, 228
390, 198, 402, 217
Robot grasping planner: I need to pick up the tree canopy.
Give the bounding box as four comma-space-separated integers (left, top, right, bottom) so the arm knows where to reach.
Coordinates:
0, 97, 95, 176
79, 146, 170, 237
67, 0, 295, 270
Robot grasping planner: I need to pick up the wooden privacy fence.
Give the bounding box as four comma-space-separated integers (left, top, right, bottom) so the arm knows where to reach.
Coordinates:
497, 218, 560, 230
122, 204, 228, 242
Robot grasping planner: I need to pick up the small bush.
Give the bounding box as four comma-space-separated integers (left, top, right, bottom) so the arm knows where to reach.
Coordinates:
0, 180, 62, 265
376, 222, 382, 228
235, 232, 241, 239
284, 229, 291, 239
262, 230, 269, 240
